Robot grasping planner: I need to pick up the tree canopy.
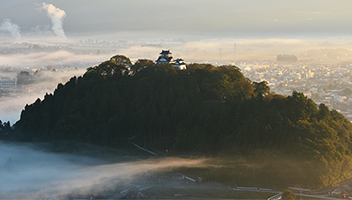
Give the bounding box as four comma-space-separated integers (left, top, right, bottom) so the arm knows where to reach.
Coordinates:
8, 54, 352, 189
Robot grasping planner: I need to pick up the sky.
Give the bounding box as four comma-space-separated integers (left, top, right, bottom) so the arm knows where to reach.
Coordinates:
0, 0, 352, 39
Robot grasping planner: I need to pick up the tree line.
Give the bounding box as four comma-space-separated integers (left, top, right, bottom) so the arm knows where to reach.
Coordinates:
6, 54, 352, 188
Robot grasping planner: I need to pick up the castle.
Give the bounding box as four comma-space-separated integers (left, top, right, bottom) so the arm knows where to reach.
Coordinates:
156, 50, 186, 70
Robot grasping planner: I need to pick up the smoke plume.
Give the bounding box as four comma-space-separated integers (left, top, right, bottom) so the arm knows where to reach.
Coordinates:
41, 3, 67, 39
0, 19, 21, 39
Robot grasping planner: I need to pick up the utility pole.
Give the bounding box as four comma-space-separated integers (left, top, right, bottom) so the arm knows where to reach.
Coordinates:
234, 43, 236, 62
253, 169, 255, 185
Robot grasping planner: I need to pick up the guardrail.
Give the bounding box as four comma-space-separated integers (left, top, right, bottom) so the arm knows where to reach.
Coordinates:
288, 187, 312, 192
268, 192, 282, 200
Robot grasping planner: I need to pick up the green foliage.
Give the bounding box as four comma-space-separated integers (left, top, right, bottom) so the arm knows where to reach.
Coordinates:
0, 120, 13, 140
155, 63, 177, 77
14, 58, 249, 147
86, 60, 128, 78
282, 190, 296, 200
10, 55, 352, 189
110, 54, 132, 66
253, 81, 270, 96
131, 59, 156, 76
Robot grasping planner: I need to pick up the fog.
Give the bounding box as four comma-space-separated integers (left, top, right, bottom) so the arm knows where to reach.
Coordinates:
0, 69, 87, 124
0, 47, 117, 124
0, 51, 109, 68
0, 141, 210, 198
1, 35, 352, 125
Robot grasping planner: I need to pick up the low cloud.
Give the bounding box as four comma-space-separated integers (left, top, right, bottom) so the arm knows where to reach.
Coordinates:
0, 51, 109, 68
0, 69, 87, 124
0, 142, 210, 198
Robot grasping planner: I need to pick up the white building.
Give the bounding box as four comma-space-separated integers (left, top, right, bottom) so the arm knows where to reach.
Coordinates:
156, 50, 187, 70
171, 58, 187, 70
172, 172, 185, 180
0, 78, 17, 87
295, 73, 301, 80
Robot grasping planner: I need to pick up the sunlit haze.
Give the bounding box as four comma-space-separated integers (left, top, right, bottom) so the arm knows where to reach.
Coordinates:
1, 1, 352, 198
0, 0, 352, 123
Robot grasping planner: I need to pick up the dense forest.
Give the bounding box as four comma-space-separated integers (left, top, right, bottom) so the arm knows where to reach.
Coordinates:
6, 54, 352, 188
0, 120, 13, 140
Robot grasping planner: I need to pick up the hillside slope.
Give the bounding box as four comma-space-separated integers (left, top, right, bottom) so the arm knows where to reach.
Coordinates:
11, 55, 352, 188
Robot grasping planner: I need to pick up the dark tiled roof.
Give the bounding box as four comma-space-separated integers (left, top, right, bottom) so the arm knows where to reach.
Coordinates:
156, 56, 172, 63
161, 50, 171, 55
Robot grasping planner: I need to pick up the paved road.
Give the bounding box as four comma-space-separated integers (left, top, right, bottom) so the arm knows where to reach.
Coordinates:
105, 174, 345, 200
294, 193, 342, 200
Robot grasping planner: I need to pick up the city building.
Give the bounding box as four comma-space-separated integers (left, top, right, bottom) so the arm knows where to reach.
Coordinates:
0, 78, 17, 87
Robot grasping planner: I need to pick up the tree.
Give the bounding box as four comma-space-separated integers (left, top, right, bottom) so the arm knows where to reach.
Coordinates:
155, 63, 177, 77
342, 87, 352, 96
282, 190, 296, 200
253, 81, 270, 96
317, 103, 330, 120
86, 60, 128, 77
17, 71, 33, 85
110, 54, 132, 67
131, 59, 155, 75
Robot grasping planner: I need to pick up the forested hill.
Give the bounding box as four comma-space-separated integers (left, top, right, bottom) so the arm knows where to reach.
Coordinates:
9, 55, 352, 188
13, 55, 255, 145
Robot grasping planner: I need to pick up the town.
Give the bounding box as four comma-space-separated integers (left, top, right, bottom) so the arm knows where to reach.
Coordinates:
239, 58, 352, 122
1, 39, 352, 124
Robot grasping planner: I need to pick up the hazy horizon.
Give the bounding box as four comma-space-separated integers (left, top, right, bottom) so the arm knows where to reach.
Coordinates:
1, 0, 352, 39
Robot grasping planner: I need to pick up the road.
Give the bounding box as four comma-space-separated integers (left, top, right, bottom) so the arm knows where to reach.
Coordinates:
105, 182, 346, 200
104, 178, 345, 200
